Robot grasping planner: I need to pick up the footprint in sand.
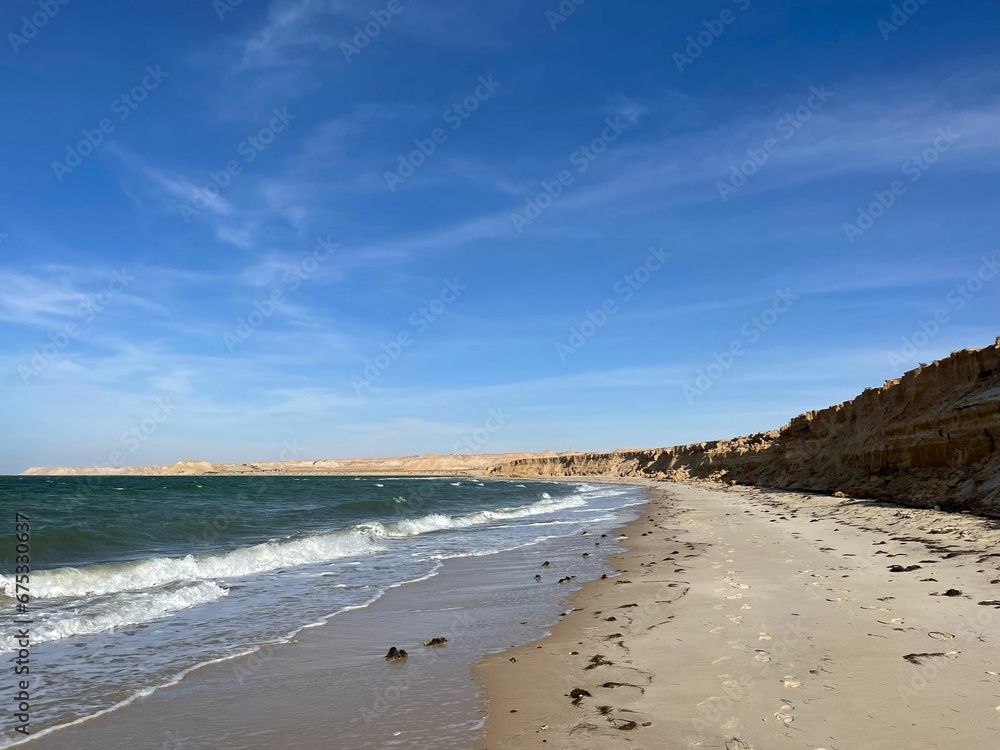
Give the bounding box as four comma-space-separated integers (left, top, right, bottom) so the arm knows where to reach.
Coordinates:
741, 604, 753, 610
783, 676, 802, 688
928, 631, 955, 641
727, 593, 744, 600
712, 656, 732, 665
710, 626, 727, 634
773, 704, 795, 726
759, 633, 773, 641
729, 616, 744, 625
754, 650, 771, 663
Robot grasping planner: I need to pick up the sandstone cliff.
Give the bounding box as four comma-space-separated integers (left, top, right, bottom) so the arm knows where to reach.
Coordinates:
489, 339, 1000, 513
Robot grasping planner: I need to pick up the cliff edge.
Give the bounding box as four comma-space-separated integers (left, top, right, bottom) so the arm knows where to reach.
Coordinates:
489, 338, 1000, 513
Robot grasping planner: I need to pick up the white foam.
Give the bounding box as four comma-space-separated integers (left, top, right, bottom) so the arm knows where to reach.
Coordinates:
0, 530, 382, 600
385, 493, 587, 537
0, 581, 228, 652
0, 491, 589, 603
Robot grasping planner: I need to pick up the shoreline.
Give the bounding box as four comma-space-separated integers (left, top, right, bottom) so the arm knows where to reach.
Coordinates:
477, 480, 1000, 748
20, 479, 645, 750
16, 475, 1000, 748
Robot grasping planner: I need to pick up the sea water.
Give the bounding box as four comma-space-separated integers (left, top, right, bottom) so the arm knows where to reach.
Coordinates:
0, 475, 644, 746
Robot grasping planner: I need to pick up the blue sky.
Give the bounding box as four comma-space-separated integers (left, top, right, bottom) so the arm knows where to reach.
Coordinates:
2, 0, 998, 473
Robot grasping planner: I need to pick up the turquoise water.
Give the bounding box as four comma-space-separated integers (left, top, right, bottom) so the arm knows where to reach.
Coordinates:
0, 475, 644, 745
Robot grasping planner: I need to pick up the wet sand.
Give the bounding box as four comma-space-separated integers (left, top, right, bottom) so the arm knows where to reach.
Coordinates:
479, 482, 1000, 749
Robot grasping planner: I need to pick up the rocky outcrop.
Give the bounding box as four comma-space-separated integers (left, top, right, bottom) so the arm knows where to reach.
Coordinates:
489, 339, 1000, 513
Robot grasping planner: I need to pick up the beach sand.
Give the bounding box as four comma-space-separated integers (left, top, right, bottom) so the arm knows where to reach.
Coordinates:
478, 481, 1000, 749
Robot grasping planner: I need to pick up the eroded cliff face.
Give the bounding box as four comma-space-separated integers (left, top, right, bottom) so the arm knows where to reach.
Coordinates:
489, 339, 1000, 513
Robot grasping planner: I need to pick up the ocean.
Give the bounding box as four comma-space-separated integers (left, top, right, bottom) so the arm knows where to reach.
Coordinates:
0, 475, 645, 747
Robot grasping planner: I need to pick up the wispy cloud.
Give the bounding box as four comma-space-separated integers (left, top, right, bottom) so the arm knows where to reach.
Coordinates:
240, 0, 352, 69
0, 268, 162, 328
0, 271, 91, 326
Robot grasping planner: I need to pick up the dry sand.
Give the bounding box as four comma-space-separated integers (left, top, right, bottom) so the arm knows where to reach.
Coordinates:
478, 481, 1000, 749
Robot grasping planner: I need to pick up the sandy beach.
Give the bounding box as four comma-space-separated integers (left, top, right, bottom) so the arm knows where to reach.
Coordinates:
7, 3, 998, 748
479, 481, 1000, 749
